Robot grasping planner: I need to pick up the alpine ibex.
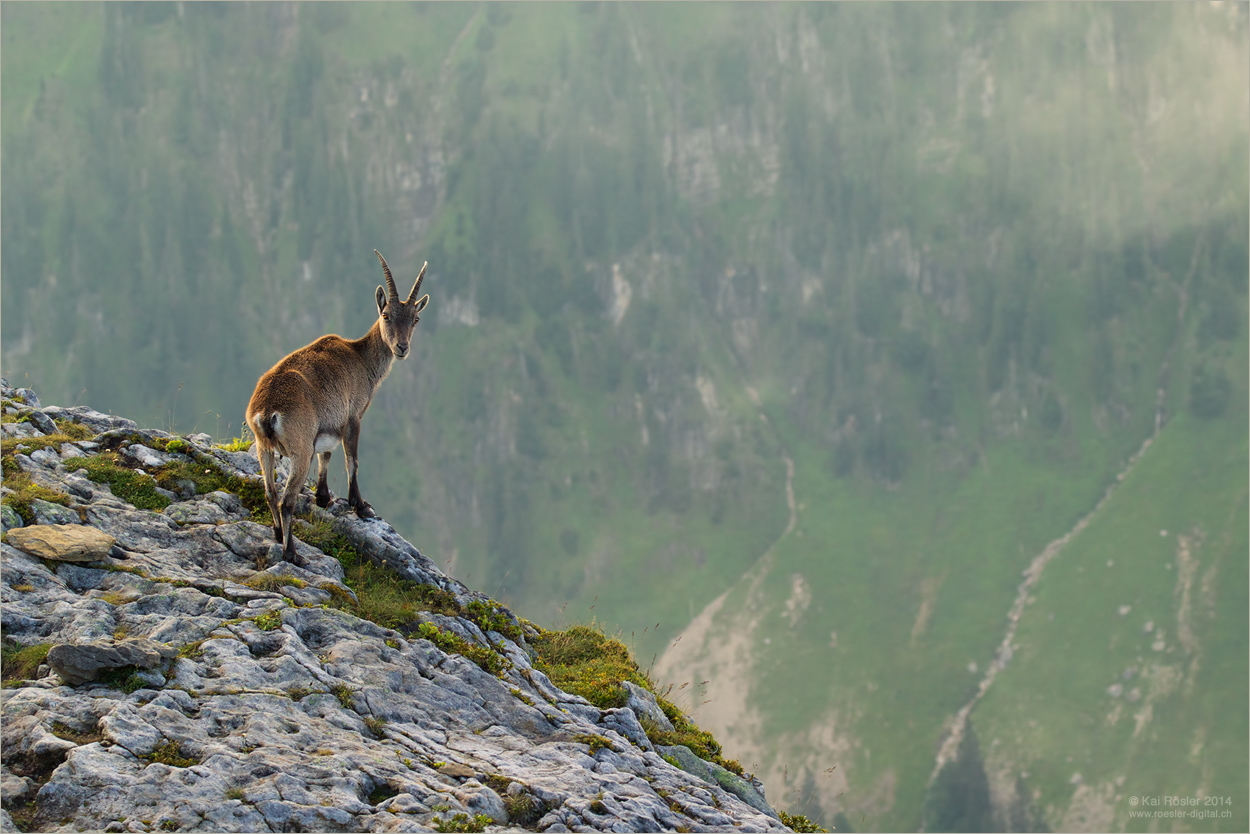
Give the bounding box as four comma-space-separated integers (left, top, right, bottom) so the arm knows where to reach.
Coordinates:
246, 250, 429, 562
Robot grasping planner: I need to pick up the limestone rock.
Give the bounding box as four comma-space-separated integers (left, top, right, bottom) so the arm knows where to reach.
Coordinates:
623, 679, 674, 732
4, 524, 116, 562
46, 638, 179, 685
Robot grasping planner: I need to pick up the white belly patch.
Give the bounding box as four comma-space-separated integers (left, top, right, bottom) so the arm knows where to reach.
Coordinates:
314, 433, 341, 454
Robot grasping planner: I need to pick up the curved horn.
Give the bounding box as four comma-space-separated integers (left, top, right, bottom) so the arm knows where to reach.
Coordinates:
375, 250, 399, 299
406, 261, 428, 304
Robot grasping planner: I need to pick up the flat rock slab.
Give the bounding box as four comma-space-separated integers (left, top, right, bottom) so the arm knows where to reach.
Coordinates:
4, 524, 116, 562
46, 638, 179, 685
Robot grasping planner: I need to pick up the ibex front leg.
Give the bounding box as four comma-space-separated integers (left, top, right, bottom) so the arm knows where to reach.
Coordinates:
314, 450, 334, 509
343, 416, 376, 519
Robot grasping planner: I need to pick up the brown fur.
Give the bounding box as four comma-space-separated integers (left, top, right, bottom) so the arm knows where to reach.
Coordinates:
246, 251, 428, 562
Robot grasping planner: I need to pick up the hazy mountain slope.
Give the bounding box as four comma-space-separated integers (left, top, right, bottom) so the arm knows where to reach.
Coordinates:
2, 3, 1245, 830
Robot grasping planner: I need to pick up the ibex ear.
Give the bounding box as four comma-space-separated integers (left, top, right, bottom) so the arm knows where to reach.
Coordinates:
414, 294, 430, 314
376, 286, 388, 315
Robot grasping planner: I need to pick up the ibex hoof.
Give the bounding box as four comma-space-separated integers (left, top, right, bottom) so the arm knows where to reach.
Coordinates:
315, 490, 334, 509
272, 525, 284, 544
355, 503, 376, 520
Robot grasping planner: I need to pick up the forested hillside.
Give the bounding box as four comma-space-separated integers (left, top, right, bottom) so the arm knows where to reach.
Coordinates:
3, 3, 1246, 830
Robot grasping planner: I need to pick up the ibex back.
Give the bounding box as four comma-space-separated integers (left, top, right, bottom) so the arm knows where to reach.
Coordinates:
246, 250, 429, 562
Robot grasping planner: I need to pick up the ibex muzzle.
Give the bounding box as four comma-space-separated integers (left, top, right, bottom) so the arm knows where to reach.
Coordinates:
246, 251, 429, 562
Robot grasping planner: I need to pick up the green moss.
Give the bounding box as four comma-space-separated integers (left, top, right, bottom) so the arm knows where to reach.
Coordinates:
225, 787, 245, 801
145, 739, 197, 768
363, 716, 387, 737
65, 453, 172, 511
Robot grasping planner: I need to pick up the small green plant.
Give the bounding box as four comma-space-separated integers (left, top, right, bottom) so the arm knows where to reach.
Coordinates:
98, 666, 147, 694
146, 740, 196, 768
509, 687, 535, 706
573, 733, 614, 756
778, 811, 828, 832
164, 438, 190, 455
177, 640, 205, 660
216, 430, 254, 453
286, 685, 309, 701
363, 716, 388, 736
159, 819, 179, 831
225, 787, 245, 801
464, 600, 522, 642
252, 610, 282, 631
503, 792, 545, 828
432, 812, 493, 833
330, 683, 354, 710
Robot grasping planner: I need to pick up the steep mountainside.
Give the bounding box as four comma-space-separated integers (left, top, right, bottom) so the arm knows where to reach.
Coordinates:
1, 380, 789, 833
3, 3, 1246, 830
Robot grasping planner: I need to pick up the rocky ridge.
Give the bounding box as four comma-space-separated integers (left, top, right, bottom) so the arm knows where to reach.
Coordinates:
0, 380, 787, 833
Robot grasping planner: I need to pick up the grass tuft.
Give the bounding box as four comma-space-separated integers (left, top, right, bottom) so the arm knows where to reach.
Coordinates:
1, 471, 72, 524
1, 641, 51, 686
529, 623, 648, 709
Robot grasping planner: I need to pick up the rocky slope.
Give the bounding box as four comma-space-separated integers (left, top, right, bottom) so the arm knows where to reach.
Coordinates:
0, 379, 787, 834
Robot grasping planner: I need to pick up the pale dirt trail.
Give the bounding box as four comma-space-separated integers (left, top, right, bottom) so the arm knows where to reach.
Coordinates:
653, 387, 795, 774
930, 230, 1200, 783
928, 430, 1158, 783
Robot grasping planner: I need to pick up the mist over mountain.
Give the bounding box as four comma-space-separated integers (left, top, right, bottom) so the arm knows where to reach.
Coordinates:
3, 2, 1246, 830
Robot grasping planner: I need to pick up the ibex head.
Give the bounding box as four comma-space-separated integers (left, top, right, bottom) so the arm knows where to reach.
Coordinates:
374, 249, 429, 360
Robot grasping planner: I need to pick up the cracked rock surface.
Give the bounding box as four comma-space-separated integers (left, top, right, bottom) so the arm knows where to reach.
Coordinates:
1, 380, 788, 833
